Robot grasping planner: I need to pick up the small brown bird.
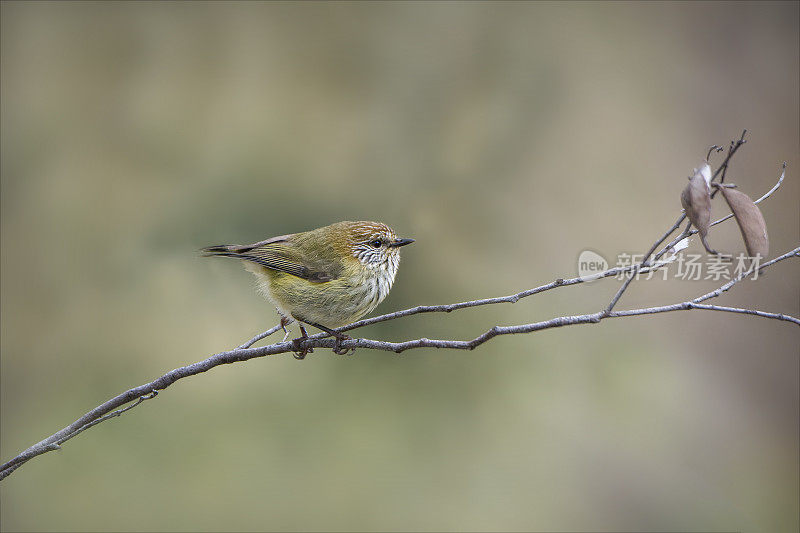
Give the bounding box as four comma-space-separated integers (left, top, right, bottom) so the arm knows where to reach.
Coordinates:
203, 221, 414, 357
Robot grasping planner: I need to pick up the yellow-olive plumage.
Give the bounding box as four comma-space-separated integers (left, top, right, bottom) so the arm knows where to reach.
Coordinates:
202, 221, 413, 329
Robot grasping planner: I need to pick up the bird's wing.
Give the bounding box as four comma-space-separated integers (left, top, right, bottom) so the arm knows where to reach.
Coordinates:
203, 235, 334, 283
243, 244, 334, 282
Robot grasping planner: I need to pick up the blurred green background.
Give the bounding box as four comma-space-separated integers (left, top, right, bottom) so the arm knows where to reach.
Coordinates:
1, 2, 798, 532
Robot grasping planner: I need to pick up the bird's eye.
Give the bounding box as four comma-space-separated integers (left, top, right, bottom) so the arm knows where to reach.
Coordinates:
370, 239, 383, 248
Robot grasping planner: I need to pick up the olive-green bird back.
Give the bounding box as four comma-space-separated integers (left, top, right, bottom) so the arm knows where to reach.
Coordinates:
202, 223, 355, 283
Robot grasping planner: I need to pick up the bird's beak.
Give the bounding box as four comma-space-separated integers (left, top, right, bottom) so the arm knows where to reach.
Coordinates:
390, 238, 415, 248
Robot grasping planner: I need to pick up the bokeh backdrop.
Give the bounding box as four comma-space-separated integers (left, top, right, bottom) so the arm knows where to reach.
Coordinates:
1, 2, 798, 532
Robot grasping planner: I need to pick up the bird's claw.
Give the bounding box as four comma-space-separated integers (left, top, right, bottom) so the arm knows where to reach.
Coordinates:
292, 323, 312, 360
291, 337, 313, 360
332, 334, 355, 356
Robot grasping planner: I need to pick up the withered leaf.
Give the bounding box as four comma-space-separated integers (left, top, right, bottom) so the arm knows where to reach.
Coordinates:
716, 186, 769, 259
681, 165, 717, 254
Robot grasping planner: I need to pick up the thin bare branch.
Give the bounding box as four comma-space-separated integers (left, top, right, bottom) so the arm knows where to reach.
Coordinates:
610, 302, 800, 325
54, 392, 160, 448
1, 135, 795, 482
237, 323, 284, 349
691, 247, 800, 304
706, 144, 724, 162
712, 129, 747, 195
602, 273, 637, 317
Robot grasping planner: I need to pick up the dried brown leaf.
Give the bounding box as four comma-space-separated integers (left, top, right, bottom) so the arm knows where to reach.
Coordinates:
716, 186, 769, 258
681, 165, 716, 254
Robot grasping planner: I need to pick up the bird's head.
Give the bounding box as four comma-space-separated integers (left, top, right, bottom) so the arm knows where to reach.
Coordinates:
343, 221, 414, 270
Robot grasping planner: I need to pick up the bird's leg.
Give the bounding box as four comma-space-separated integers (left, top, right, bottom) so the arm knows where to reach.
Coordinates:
279, 315, 292, 342
308, 322, 354, 356
291, 323, 313, 360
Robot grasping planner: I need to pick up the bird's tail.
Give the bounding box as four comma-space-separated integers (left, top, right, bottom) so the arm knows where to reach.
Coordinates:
200, 244, 250, 258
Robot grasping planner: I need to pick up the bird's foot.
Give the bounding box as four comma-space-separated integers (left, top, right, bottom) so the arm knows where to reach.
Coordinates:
291, 338, 313, 360
291, 324, 313, 360
296, 321, 355, 356
331, 332, 355, 356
